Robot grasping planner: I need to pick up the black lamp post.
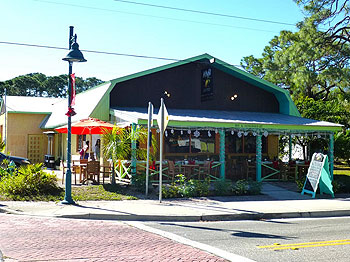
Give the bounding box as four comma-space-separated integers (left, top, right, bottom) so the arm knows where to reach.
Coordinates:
61, 26, 86, 204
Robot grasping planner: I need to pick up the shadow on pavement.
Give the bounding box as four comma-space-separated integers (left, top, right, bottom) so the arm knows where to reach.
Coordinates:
158, 222, 296, 240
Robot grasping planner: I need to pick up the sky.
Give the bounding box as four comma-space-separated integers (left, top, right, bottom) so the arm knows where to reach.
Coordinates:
0, 0, 305, 82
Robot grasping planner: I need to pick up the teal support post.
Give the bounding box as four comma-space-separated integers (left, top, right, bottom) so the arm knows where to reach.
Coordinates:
219, 129, 225, 180
289, 135, 293, 161
329, 132, 334, 180
256, 134, 262, 182
131, 123, 137, 183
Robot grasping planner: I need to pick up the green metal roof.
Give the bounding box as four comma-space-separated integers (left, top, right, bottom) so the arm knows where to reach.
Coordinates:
111, 107, 342, 132
109, 53, 300, 117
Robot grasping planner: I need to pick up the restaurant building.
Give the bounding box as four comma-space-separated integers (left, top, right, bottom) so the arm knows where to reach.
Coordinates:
0, 54, 342, 181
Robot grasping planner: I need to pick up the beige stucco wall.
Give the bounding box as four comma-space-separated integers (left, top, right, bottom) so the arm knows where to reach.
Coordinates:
6, 113, 48, 160
267, 135, 279, 159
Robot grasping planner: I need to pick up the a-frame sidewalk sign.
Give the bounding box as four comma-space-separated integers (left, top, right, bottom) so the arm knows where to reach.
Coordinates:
301, 153, 334, 198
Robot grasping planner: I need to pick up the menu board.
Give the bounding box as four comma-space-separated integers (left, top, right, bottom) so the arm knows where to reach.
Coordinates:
302, 153, 334, 198
303, 153, 324, 192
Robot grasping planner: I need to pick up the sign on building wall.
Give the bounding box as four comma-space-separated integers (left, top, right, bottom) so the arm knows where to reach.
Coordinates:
201, 68, 214, 101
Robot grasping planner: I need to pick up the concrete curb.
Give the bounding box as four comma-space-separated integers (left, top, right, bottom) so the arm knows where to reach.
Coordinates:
2, 206, 350, 222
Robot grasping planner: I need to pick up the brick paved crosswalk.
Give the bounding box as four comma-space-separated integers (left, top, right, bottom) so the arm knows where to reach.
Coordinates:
0, 214, 228, 262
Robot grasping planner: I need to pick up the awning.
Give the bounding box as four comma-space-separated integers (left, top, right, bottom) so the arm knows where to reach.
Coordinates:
111, 107, 342, 133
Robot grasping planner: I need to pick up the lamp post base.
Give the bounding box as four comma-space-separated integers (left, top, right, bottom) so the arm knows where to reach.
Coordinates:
60, 198, 75, 205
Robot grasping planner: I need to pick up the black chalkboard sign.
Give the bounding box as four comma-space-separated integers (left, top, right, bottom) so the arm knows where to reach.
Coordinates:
302, 153, 324, 196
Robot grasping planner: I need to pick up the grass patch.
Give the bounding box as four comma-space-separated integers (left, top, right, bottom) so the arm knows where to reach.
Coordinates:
71, 184, 138, 201
0, 183, 140, 201
334, 169, 350, 176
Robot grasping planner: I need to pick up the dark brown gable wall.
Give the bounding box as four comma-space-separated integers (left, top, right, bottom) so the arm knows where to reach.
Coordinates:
110, 62, 279, 113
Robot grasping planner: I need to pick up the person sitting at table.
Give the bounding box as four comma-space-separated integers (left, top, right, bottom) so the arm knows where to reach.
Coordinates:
80, 141, 90, 160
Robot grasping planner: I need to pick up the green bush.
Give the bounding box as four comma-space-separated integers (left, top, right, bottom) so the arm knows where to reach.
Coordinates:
0, 163, 63, 200
247, 180, 262, 195
162, 184, 181, 198
132, 172, 146, 192
178, 179, 210, 198
162, 175, 210, 199
232, 180, 249, 195
334, 175, 350, 193
295, 177, 306, 192
213, 179, 232, 196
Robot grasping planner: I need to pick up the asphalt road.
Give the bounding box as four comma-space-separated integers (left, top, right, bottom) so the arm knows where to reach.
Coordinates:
144, 216, 350, 262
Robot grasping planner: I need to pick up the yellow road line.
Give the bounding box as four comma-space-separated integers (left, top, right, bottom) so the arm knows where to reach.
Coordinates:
272, 242, 350, 250
258, 239, 350, 250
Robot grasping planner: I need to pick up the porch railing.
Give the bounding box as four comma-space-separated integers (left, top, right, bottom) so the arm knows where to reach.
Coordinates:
111, 160, 221, 184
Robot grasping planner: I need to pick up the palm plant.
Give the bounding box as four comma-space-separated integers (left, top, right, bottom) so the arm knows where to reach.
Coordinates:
101, 125, 157, 184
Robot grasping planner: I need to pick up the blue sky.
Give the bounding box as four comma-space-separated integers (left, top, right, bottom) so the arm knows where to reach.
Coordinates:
0, 0, 305, 81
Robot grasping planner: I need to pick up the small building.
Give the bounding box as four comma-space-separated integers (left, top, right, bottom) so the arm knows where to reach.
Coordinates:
0, 54, 342, 181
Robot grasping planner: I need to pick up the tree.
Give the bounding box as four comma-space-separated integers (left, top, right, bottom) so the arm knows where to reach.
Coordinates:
295, 0, 350, 46
241, 21, 350, 101
0, 73, 103, 98
241, 4, 350, 160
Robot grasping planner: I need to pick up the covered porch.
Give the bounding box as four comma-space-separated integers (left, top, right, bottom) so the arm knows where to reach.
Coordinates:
112, 107, 342, 182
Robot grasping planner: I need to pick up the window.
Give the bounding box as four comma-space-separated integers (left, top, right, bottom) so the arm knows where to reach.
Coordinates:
77, 135, 87, 152
164, 130, 215, 154
225, 132, 267, 154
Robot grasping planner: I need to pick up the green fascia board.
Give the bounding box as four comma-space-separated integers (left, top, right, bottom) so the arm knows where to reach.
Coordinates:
89, 81, 113, 121
109, 53, 300, 117
137, 119, 341, 132
109, 54, 211, 85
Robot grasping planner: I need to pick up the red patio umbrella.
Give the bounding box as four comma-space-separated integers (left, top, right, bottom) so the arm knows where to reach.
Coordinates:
55, 118, 115, 158
55, 117, 115, 135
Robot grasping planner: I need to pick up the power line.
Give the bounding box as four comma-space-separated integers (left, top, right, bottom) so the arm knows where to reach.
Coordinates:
0, 40, 312, 73
33, 0, 281, 33
114, 0, 296, 26
0, 41, 180, 62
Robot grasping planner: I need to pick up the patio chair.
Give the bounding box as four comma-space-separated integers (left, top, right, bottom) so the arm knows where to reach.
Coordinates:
198, 161, 212, 180
167, 160, 184, 182
245, 160, 256, 179
82, 160, 100, 184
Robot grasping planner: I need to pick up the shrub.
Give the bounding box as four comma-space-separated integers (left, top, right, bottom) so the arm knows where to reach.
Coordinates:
334, 175, 350, 193
162, 184, 180, 198
178, 179, 210, 198
213, 179, 232, 196
232, 180, 249, 195
295, 177, 306, 192
162, 175, 210, 199
247, 180, 262, 195
0, 163, 63, 200
132, 172, 146, 192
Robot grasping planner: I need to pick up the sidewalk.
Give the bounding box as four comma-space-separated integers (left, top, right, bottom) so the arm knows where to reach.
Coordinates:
1, 183, 350, 221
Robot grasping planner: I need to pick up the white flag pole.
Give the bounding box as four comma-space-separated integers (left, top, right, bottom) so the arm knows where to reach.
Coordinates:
146, 102, 153, 197
159, 98, 164, 203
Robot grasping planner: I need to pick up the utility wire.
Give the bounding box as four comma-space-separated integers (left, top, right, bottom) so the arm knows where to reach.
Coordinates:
34, 0, 282, 33
0, 41, 179, 62
114, 0, 296, 26
0, 40, 313, 73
